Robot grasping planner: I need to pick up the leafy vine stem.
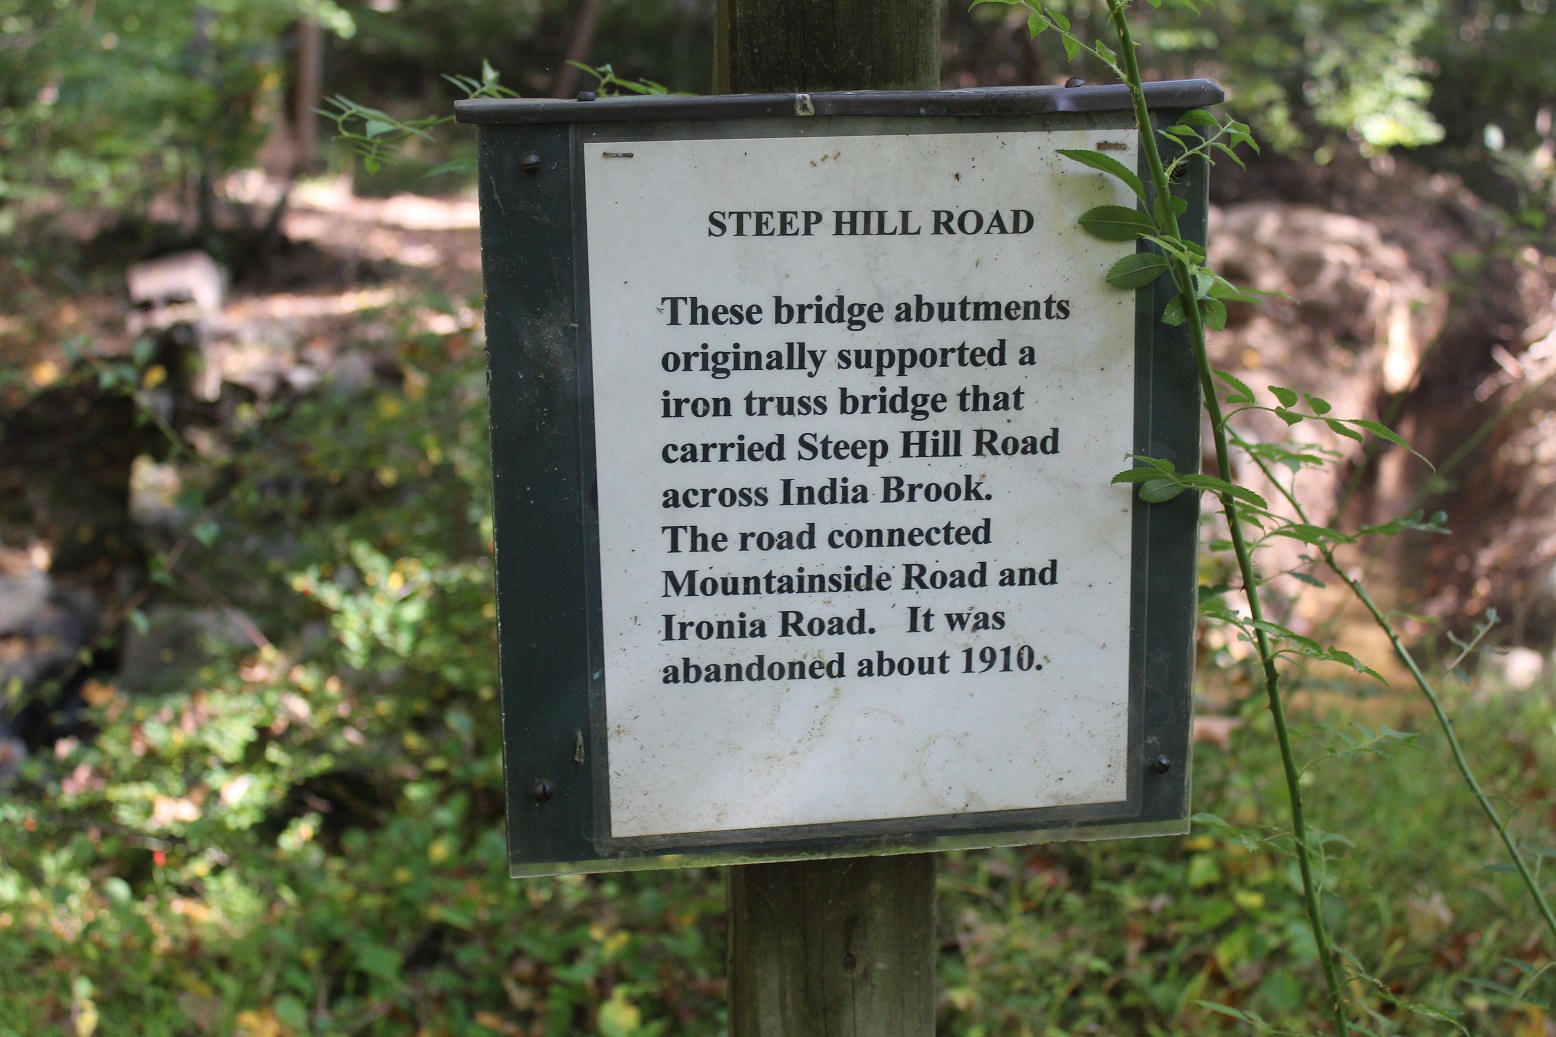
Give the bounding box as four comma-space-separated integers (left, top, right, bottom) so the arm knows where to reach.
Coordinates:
977, 0, 1556, 1029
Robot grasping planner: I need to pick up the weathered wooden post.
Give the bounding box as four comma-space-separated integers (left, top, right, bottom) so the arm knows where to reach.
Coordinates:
714, 0, 940, 94
716, 4, 942, 1034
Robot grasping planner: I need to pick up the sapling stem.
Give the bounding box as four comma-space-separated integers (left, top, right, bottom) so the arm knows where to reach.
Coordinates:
1101, 2, 1354, 1031
1245, 444, 1556, 948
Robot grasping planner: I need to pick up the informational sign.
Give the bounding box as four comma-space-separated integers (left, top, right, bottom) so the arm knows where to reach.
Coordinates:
587, 131, 1135, 839
457, 83, 1215, 875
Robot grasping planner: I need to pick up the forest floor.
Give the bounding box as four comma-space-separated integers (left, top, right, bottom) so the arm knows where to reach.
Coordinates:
2, 164, 1554, 1036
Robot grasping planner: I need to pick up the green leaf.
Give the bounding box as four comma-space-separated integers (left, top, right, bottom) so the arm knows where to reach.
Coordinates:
1112, 468, 1173, 484
356, 944, 402, 980
1058, 148, 1147, 202
1268, 385, 1299, 408
1183, 475, 1269, 511
1207, 279, 1263, 303
425, 159, 477, 178
1250, 620, 1320, 653
1133, 454, 1180, 473
1199, 599, 1246, 626
273, 995, 308, 1031
1139, 478, 1186, 502
1195, 1001, 1257, 1023
1324, 417, 1364, 442
1273, 407, 1303, 426
1175, 109, 1220, 129
1152, 191, 1189, 230
363, 119, 394, 139
1191, 812, 1236, 832
1347, 419, 1428, 465
1201, 297, 1227, 331
1211, 141, 1248, 169
1061, 32, 1080, 61
1027, 11, 1046, 36
1269, 523, 1356, 546
1318, 647, 1385, 682
1077, 204, 1155, 241
1357, 511, 1450, 538
1214, 369, 1256, 404
1161, 296, 1186, 326
1106, 253, 1170, 289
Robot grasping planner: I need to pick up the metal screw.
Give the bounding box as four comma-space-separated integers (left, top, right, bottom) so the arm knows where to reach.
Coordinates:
533, 779, 555, 803
519, 152, 542, 175
1065, 76, 1087, 88
576, 90, 598, 102
842, 953, 857, 972
1149, 755, 1172, 775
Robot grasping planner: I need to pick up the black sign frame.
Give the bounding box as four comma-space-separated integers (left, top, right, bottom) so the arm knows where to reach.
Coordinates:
457, 81, 1218, 876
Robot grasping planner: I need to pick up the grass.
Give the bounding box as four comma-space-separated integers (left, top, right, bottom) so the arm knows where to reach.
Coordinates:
1, 287, 1552, 1036
938, 689, 1556, 1035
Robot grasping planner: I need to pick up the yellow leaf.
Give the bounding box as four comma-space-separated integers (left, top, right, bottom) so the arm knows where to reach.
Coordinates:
404, 366, 428, 400
142, 364, 167, 389
72, 981, 99, 1037
602, 930, 630, 960
473, 1010, 524, 1035
233, 1008, 289, 1037
80, 679, 118, 708
30, 360, 61, 387
598, 988, 641, 1037
1514, 1006, 1548, 1037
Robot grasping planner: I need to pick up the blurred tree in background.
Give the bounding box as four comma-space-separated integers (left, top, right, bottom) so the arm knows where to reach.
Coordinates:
1, 0, 1551, 233
0, 0, 355, 229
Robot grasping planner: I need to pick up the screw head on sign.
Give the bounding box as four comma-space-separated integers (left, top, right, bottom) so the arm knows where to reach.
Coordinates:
533, 779, 555, 803
519, 153, 541, 175
1150, 755, 1172, 775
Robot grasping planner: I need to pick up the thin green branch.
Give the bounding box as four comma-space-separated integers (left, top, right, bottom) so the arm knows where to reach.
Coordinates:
1304, 359, 1556, 657
1102, 2, 1353, 1031
1242, 437, 1556, 948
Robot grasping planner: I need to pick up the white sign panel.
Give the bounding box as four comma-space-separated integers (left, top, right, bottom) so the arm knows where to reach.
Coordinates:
583, 129, 1138, 840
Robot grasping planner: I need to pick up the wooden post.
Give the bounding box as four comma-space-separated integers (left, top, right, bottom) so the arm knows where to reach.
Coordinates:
716, 4, 942, 1034
714, 0, 940, 94
728, 856, 937, 1035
